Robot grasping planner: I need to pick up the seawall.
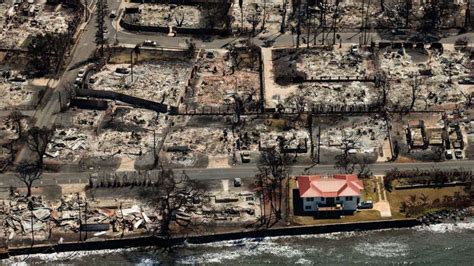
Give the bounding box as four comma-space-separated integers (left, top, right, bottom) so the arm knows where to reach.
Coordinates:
2, 219, 420, 259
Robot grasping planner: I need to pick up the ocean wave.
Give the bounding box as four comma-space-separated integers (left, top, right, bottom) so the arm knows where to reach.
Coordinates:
353, 241, 409, 258
178, 240, 306, 264
415, 221, 474, 233
5, 248, 141, 264
295, 258, 313, 265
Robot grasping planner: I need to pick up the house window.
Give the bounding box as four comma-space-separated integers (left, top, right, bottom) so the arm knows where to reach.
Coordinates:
306, 197, 314, 202
321, 197, 325, 202
345, 196, 353, 201
336, 197, 340, 201
305, 206, 312, 210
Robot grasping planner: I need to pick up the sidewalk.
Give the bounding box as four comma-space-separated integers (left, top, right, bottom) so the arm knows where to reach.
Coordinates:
373, 175, 392, 218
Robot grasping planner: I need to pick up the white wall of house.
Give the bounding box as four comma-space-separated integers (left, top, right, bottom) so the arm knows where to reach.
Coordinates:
303, 196, 360, 211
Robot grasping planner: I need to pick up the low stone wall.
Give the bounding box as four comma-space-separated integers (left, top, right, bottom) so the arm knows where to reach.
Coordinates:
70, 98, 109, 110
75, 89, 169, 113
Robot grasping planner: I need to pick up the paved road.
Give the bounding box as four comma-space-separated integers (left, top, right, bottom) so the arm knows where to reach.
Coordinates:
2, 160, 474, 187
110, 15, 474, 49
16, 0, 100, 163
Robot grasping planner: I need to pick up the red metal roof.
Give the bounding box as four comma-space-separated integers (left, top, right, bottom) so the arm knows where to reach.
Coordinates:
297, 174, 363, 198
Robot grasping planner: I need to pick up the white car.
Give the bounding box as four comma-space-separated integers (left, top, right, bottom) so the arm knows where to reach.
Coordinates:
351, 44, 359, 54
143, 40, 157, 47
77, 69, 85, 78
74, 77, 83, 86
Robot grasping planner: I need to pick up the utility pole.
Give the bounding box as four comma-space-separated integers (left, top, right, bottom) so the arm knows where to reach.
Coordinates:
85, 0, 89, 21
361, 0, 366, 45
153, 130, 156, 162
296, 0, 301, 48
332, 0, 340, 45
280, 0, 288, 33
306, 4, 311, 48
120, 202, 125, 238
321, 0, 327, 44
130, 50, 133, 82
28, 200, 34, 246
78, 194, 82, 241
115, 18, 119, 44
364, 0, 372, 45
84, 201, 88, 241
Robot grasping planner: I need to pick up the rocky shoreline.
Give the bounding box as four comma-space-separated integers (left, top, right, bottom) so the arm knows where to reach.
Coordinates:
418, 207, 473, 225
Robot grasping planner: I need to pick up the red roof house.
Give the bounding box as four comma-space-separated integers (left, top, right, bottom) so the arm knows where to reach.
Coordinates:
297, 174, 364, 213
297, 174, 364, 198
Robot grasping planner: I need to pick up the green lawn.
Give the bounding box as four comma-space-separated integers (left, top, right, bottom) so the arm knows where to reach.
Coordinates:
386, 186, 467, 218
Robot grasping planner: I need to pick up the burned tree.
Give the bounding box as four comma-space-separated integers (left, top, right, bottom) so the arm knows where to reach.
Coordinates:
16, 161, 42, 197
28, 32, 68, 75
139, 169, 206, 237
8, 110, 23, 139
409, 75, 420, 111
286, 93, 307, 116
185, 39, 196, 59
256, 148, 292, 225
95, 0, 109, 57
26, 126, 54, 167
334, 131, 374, 178
247, 10, 262, 35
334, 131, 359, 174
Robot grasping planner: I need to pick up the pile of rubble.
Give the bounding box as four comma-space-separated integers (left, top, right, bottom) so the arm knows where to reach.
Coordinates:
91, 62, 192, 106
258, 128, 309, 151
431, 51, 471, 80
380, 49, 422, 78
202, 191, 259, 224
382, 49, 470, 110
322, 117, 388, 152
189, 50, 261, 109
0, 115, 27, 142
164, 127, 236, 166
92, 108, 168, 158
0, 2, 72, 48
48, 128, 90, 162
139, 4, 209, 28
284, 82, 377, 109
0, 81, 33, 109
196, 71, 259, 106
0, 194, 161, 241
49, 108, 169, 162
231, 0, 289, 33
72, 109, 103, 128
296, 49, 371, 78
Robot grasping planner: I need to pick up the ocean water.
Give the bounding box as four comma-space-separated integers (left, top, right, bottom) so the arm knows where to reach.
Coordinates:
4, 219, 474, 265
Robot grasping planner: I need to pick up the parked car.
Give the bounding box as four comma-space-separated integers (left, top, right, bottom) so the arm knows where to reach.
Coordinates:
88, 76, 97, 84
143, 40, 157, 47
454, 150, 463, 159
350, 44, 358, 54
241, 151, 251, 163
77, 69, 85, 78
459, 77, 474, 85
233, 178, 242, 187
74, 77, 83, 86
391, 29, 407, 36
445, 150, 453, 160
115, 67, 130, 74
358, 201, 373, 209
109, 10, 116, 18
